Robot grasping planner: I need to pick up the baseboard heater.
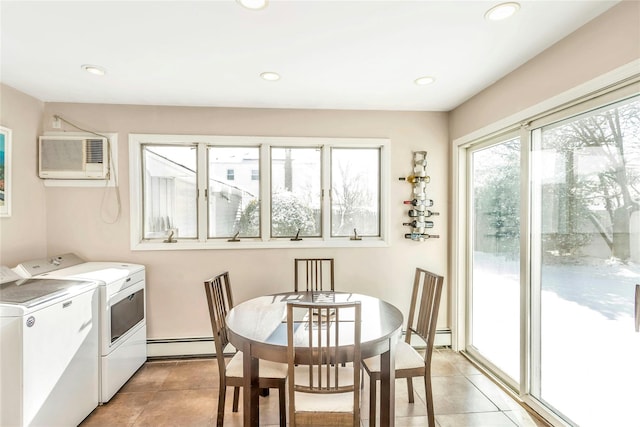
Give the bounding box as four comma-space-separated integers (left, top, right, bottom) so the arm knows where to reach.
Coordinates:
147, 329, 452, 359
147, 337, 220, 359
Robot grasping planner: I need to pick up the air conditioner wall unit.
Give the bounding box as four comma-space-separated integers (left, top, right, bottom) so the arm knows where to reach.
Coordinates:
39, 135, 110, 179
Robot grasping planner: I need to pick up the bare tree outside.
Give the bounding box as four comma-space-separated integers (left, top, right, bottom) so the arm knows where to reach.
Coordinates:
331, 148, 380, 236
540, 97, 640, 262
477, 98, 640, 262
474, 138, 521, 257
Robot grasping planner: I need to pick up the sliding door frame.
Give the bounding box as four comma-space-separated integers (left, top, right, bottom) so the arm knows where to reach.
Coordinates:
463, 130, 524, 393
451, 61, 640, 427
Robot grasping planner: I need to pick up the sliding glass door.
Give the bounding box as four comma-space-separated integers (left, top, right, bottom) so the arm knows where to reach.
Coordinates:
463, 88, 639, 427
530, 95, 640, 426
467, 136, 521, 386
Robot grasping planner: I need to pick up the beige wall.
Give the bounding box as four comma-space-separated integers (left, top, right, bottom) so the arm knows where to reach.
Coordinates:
449, 0, 640, 140
0, 84, 46, 266
39, 103, 449, 340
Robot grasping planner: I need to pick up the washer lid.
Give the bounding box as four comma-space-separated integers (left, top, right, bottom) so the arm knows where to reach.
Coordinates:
0, 278, 95, 307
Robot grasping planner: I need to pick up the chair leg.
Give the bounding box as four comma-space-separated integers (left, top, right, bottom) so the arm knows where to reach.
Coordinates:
278, 383, 286, 427
217, 386, 226, 427
407, 377, 415, 404
424, 375, 435, 427
232, 386, 240, 412
369, 377, 377, 427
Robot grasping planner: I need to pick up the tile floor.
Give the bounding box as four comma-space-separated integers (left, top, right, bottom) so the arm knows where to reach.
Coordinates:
80, 349, 550, 427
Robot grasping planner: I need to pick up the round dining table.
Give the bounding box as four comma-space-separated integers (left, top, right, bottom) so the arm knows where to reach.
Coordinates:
226, 291, 403, 427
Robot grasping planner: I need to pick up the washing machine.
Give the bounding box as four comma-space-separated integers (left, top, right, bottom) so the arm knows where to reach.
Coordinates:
0, 266, 99, 426
14, 254, 147, 403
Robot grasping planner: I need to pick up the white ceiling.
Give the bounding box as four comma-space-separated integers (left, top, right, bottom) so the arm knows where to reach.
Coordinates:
0, 0, 620, 112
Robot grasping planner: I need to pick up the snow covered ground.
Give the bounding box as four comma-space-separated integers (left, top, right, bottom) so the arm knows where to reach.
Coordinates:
472, 252, 640, 426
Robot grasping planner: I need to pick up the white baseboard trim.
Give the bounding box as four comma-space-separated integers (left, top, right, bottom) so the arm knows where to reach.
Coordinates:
146, 329, 452, 359
147, 338, 216, 358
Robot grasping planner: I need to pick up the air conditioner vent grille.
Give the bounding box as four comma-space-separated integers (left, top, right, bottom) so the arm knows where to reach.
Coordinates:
41, 139, 84, 171
86, 139, 104, 164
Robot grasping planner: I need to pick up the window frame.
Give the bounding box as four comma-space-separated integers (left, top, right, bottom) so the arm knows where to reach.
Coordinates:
129, 133, 390, 250
269, 145, 323, 239
141, 143, 198, 240
330, 146, 382, 238
207, 145, 262, 240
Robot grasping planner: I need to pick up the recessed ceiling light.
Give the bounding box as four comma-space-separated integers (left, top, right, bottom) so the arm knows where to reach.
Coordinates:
485, 2, 520, 21
414, 76, 436, 86
260, 71, 280, 81
81, 64, 106, 76
237, 0, 268, 10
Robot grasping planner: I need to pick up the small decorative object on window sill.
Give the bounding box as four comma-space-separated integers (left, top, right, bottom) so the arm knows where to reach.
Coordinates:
163, 229, 177, 243
401, 151, 440, 241
350, 228, 362, 241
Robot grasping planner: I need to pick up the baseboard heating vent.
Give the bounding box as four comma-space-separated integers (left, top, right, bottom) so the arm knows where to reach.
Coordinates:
146, 337, 236, 359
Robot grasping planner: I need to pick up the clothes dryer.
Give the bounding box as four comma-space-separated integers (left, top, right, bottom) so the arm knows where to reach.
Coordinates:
14, 254, 147, 403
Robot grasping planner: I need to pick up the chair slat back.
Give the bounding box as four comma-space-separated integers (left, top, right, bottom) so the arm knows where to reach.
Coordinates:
294, 258, 335, 292
287, 301, 361, 424
204, 272, 234, 368
405, 268, 444, 364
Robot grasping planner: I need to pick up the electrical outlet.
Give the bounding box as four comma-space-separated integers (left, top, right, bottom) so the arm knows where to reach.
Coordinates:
52, 116, 61, 129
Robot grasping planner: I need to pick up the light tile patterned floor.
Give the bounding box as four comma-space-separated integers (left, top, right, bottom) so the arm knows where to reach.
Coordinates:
80, 349, 549, 427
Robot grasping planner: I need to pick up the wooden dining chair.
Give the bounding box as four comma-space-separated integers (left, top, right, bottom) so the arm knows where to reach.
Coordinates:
362, 268, 444, 427
286, 300, 362, 426
294, 258, 335, 292
204, 272, 287, 427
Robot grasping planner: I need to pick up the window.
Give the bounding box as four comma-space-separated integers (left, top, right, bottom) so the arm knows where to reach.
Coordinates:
130, 134, 389, 249
454, 79, 639, 427
209, 147, 260, 238
466, 135, 521, 387
331, 148, 380, 237
528, 94, 640, 427
270, 147, 321, 238
142, 145, 197, 239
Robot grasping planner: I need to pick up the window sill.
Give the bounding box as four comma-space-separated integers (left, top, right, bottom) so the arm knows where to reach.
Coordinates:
131, 237, 389, 251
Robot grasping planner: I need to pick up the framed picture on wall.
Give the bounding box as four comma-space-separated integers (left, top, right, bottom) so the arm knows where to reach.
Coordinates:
0, 126, 11, 217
